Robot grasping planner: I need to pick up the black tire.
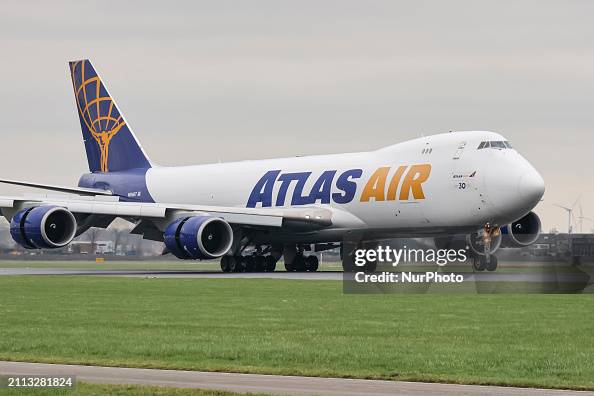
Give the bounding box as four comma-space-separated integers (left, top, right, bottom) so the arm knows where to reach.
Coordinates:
473, 256, 486, 272
486, 255, 498, 271
294, 255, 307, 272
284, 259, 295, 272
364, 260, 377, 273
243, 256, 255, 272
264, 256, 277, 272
253, 256, 265, 272
341, 259, 356, 272
305, 255, 319, 272
229, 256, 240, 273
220, 256, 231, 273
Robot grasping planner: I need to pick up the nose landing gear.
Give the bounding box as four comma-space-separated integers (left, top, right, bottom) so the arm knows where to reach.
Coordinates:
472, 223, 501, 272
472, 254, 498, 272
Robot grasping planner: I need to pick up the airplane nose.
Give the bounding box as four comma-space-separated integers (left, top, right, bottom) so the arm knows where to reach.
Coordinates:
518, 168, 545, 207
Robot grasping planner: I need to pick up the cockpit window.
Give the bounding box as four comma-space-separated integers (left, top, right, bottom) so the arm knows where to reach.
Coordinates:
477, 140, 513, 150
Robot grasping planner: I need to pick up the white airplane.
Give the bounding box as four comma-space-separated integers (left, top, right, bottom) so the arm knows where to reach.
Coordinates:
0, 60, 544, 272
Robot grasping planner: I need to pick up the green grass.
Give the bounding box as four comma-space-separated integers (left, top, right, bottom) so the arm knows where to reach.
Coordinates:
0, 381, 270, 395
0, 277, 593, 390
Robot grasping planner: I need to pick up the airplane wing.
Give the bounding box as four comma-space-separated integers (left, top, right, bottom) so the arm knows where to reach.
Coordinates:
0, 194, 336, 236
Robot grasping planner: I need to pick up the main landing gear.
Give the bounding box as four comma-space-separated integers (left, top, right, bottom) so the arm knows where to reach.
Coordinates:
221, 244, 321, 273
283, 244, 320, 272
284, 254, 319, 272
220, 254, 278, 273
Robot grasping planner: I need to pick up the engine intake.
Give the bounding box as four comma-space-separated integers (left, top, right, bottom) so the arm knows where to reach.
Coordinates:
164, 216, 233, 260
501, 211, 541, 247
10, 205, 77, 249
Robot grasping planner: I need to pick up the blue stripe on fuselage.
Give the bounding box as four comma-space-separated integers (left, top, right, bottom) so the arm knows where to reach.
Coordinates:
78, 168, 154, 202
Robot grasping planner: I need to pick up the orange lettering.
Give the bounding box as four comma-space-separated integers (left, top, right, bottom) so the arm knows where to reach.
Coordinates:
386, 165, 407, 201
360, 167, 390, 202
399, 164, 431, 200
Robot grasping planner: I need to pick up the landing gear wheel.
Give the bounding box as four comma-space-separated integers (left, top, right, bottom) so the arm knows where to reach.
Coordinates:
294, 255, 307, 272
342, 261, 357, 272
220, 256, 231, 273
305, 255, 319, 272
243, 256, 255, 272
364, 260, 377, 273
486, 255, 498, 272
264, 256, 277, 272
253, 256, 265, 272
284, 259, 295, 272
473, 256, 486, 272
229, 256, 241, 273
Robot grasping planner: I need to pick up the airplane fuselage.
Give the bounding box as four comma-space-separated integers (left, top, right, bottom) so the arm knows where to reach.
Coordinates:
82, 130, 544, 243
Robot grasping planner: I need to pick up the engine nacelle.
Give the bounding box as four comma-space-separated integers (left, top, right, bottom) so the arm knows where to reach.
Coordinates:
501, 211, 541, 247
164, 216, 233, 260
10, 205, 77, 249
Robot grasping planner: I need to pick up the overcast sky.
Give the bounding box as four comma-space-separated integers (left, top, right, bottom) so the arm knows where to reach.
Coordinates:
0, 1, 593, 232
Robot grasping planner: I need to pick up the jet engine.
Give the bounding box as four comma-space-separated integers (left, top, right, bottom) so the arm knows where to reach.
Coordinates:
10, 205, 77, 249
501, 211, 541, 247
164, 216, 233, 259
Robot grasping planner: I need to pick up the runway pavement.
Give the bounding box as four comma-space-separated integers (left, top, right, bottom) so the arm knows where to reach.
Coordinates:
0, 361, 592, 396
0, 267, 340, 279
0, 267, 591, 284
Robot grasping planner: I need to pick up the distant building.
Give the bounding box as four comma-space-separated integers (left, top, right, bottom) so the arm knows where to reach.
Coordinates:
571, 234, 594, 258
521, 233, 594, 261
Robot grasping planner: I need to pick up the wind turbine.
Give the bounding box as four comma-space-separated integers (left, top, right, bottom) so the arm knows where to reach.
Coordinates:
554, 195, 581, 251
575, 202, 593, 234
580, 216, 594, 233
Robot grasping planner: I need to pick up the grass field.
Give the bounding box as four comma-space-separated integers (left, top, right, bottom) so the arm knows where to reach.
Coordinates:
0, 382, 269, 396
0, 276, 593, 390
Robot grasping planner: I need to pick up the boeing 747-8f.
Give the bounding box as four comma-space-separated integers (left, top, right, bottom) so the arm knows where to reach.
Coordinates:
0, 60, 544, 272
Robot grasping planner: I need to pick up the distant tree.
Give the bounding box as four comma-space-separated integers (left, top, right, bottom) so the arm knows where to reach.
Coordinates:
111, 228, 129, 255
84, 227, 102, 254
134, 235, 144, 256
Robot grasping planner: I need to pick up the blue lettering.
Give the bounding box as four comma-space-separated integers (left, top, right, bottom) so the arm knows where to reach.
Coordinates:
248, 168, 363, 207
277, 172, 311, 206
332, 168, 363, 204
247, 170, 281, 207
305, 170, 336, 204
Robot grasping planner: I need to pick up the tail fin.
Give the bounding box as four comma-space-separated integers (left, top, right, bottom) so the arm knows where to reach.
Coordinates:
69, 60, 151, 173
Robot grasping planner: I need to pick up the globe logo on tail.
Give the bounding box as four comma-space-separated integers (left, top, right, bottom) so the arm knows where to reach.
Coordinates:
70, 61, 125, 172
